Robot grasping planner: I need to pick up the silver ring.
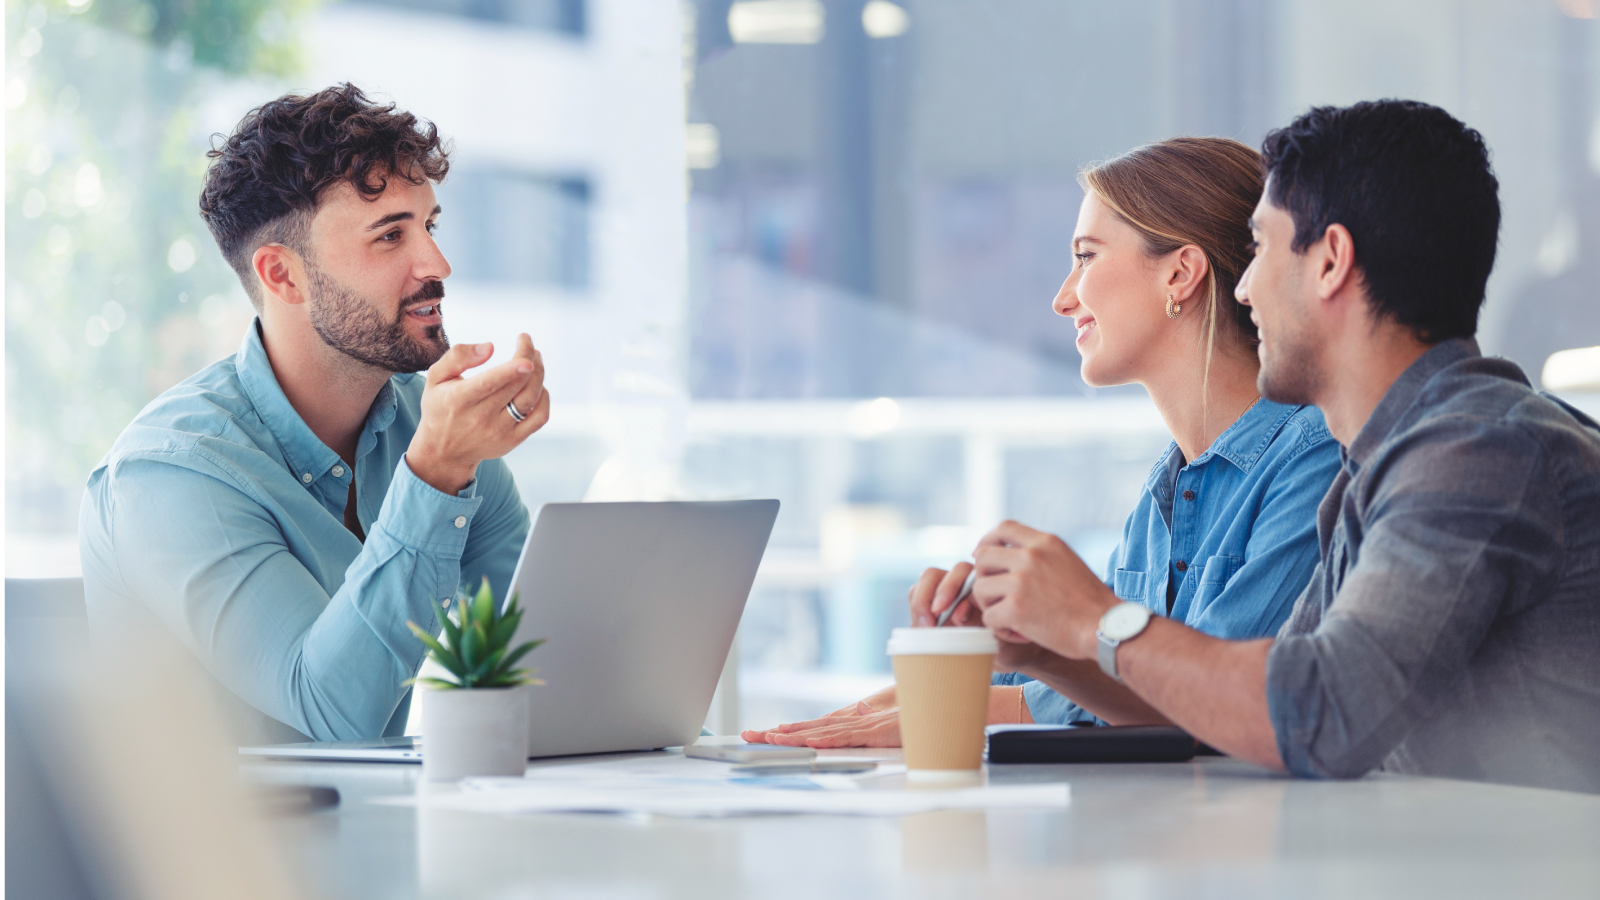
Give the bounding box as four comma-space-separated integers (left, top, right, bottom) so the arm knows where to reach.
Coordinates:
505, 400, 527, 423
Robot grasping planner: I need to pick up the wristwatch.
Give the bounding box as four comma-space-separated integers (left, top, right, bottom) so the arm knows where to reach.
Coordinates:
1096, 602, 1153, 682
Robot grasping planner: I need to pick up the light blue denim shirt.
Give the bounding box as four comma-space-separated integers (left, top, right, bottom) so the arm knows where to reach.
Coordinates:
79, 321, 530, 744
996, 399, 1340, 724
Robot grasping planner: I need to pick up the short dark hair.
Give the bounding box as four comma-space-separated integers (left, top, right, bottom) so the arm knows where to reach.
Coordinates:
199, 83, 451, 309
1260, 100, 1500, 343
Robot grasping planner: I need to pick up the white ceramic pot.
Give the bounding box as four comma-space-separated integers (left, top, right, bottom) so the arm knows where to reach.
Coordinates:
420, 685, 531, 782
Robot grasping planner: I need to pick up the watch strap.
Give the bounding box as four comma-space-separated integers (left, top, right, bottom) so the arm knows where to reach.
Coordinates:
1096, 602, 1152, 682
1096, 632, 1121, 682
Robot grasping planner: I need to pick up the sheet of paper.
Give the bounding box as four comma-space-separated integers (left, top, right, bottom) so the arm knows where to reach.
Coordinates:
402, 780, 1068, 818
383, 754, 1069, 818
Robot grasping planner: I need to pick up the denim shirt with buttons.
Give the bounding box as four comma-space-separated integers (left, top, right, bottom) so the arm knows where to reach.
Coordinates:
995, 399, 1341, 725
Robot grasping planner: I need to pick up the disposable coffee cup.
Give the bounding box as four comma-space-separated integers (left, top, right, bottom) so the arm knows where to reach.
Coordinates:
888, 627, 998, 781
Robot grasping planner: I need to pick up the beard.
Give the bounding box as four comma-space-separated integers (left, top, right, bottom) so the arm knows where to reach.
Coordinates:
1256, 304, 1322, 406
305, 264, 449, 374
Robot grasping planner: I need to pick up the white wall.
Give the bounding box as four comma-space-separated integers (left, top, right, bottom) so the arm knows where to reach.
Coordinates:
306, 0, 690, 499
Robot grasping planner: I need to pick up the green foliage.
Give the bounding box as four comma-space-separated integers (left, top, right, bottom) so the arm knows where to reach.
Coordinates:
406, 577, 546, 691
4, 0, 315, 534
84, 0, 314, 78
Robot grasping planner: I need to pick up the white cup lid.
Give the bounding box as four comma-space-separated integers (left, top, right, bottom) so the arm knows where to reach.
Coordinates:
886, 626, 998, 656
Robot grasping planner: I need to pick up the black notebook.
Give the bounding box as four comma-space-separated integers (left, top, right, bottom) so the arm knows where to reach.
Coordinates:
986, 724, 1220, 764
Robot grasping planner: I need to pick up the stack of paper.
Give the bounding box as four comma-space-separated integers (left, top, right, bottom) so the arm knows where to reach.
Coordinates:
390, 755, 1070, 818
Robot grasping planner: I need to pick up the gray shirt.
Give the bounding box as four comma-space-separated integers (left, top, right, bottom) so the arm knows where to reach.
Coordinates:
1266, 338, 1600, 794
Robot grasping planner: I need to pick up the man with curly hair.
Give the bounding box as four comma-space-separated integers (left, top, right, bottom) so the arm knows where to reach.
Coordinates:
79, 84, 548, 743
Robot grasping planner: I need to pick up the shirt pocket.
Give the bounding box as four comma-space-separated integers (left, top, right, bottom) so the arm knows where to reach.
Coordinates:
1192, 554, 1243, 608
1112, 568, 1147, 603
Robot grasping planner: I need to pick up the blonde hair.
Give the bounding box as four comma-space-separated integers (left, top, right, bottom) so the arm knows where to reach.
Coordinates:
1080, 137, 1264, 429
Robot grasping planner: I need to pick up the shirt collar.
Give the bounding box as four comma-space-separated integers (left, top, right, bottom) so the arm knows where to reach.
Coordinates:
1142, 397, 1301, 496
1345, 337, 1481, 471
359, 381, 399, 459
234, 320, 402, 485
1199, 398, 1300, 474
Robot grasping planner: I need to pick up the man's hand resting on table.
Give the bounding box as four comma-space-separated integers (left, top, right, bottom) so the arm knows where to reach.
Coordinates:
406, 334, 550, 495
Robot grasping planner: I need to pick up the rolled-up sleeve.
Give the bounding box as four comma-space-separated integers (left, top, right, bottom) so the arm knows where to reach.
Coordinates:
1265, 420, 1560, 779
110, 452, 486, 741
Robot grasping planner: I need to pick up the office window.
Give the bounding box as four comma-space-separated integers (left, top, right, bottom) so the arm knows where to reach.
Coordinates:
343, 0, 586, 35
9, 0, 1600, 738
685, 0, 1600, 729
434, 170, 592, 292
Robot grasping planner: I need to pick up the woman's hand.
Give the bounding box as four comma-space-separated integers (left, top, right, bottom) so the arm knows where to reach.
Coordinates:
738, 686, 1033, 748
740, 694, 903, 748
909, 564, 982, 627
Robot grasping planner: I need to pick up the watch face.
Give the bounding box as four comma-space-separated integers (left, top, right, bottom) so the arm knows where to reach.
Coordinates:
1102, 603, 1151, 640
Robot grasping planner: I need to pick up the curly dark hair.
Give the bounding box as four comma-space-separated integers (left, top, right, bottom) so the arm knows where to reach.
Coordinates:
1261, 100, 1500, 343
199, 83, 451, 309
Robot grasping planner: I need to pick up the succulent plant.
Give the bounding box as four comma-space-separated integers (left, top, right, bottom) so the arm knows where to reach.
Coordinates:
406, 577, 545, 690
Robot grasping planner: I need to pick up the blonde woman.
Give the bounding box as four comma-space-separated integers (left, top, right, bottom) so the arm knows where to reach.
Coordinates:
745, 138, 1342, 746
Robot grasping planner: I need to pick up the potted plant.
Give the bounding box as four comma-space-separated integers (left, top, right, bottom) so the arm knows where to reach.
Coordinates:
407, 577, 544, 782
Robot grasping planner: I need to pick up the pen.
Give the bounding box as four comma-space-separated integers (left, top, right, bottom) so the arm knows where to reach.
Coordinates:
934, 566, 978, 627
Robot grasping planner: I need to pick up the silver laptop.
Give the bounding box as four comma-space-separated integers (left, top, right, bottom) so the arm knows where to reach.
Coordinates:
240, 499, 779, 763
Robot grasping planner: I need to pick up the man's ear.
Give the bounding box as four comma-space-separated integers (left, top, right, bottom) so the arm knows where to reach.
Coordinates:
251, 244, 309, 307
1314, 223, 1359, 302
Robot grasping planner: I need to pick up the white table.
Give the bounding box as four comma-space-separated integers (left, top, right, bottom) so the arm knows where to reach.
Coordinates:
244, 749, 1600, 899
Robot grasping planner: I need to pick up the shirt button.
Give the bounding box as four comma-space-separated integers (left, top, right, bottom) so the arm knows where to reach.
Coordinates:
1182, 490, 1195, 501
1175, 560, 1188, 572
442, 598, 452, 608
332, 465, 345, 478
453, 516, 467, 528
301, 472, 313, 484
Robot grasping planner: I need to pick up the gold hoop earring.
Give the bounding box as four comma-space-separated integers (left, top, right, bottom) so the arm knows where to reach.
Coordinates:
1166, 294, 1182, 319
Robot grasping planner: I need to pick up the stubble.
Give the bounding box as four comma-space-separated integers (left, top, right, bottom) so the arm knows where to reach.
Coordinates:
305, 263, 449, 374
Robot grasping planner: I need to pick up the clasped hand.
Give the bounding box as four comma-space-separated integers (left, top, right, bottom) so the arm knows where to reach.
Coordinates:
968, 520, 1119, 661
406, 333, 550, 495
742, 520, 1115, 748
912, 520, 1116, 661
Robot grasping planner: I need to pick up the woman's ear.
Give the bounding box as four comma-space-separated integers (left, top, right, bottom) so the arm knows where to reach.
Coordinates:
252, 244, 309, 308
1167, 245, 1211, 305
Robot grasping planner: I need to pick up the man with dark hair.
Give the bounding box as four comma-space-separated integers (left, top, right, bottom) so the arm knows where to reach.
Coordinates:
964, 99, 1600, 793
79, 84, 550, 743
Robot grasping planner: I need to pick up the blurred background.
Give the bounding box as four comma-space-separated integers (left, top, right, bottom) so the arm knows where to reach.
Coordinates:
7, 0, 1600, 732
